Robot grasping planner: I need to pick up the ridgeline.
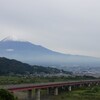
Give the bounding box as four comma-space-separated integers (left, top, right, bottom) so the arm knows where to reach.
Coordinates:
0, 57, 71, 75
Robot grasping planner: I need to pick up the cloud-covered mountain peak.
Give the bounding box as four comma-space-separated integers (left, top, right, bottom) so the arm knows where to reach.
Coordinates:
0, 37, 100, 66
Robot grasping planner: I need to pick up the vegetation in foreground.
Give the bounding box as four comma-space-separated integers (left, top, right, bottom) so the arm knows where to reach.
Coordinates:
0, 76, 100, 100
12, 86, 100, 100
0, 89, 17, 100
44, 86, 100, 100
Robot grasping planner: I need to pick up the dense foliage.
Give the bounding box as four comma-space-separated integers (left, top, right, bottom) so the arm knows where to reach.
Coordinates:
0, 89, 17, 100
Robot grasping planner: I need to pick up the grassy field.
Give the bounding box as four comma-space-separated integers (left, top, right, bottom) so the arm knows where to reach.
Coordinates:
0, 76, 96, 85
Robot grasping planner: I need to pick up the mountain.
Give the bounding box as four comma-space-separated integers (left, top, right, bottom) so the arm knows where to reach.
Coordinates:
0, 37, 100, 66
0, 57, 71, 75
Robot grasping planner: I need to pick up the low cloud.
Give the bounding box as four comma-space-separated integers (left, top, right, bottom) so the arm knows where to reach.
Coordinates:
6, 49, 14, 52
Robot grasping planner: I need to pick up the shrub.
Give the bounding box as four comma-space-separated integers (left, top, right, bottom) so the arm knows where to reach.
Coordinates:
0, 89, 17, 100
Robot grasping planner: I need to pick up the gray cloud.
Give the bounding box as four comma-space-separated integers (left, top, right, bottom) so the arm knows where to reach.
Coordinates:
0, 0, 100, 57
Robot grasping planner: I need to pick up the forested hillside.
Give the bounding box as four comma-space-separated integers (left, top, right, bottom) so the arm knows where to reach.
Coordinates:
0, 57, 71, 75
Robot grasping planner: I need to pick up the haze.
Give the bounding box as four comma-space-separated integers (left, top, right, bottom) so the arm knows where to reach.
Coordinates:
0, 0, 100, 57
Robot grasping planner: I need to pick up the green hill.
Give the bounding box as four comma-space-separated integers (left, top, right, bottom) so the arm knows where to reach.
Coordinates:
0, 57, 71, 75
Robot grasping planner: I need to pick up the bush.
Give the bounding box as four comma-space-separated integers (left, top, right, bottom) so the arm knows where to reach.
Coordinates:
91, 87, 99, 93
0, 89, 17, 100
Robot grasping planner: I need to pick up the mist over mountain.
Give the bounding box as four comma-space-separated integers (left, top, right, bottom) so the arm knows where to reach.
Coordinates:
0, 37, 100, 66
0, 57, 71, 75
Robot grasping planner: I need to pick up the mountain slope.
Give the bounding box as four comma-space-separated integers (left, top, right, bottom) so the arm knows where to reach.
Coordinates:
0, 57, 71, 75
0, 37, 100, 66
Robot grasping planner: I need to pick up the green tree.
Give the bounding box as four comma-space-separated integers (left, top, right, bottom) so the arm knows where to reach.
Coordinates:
0, 89, 17, 100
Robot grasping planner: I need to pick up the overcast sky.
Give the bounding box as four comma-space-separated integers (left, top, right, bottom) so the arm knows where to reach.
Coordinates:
0, 0, 100, 57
